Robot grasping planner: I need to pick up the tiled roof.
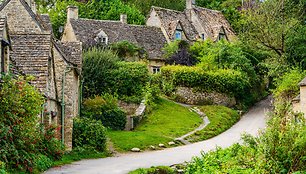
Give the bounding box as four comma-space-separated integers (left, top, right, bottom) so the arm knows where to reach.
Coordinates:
152, 6, 198, 41
69, 18, 167, 59
192, 7, 235, 41
55, 40, 82, 70
70, 19, 138, 48
299, 77, 306, 86
129, 25, 167, 59
0, 17, 6, 40
10, 34, 51, 93
39, 14, 53, 32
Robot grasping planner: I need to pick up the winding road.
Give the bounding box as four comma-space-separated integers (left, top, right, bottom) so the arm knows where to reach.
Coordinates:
45, 97, 271, 174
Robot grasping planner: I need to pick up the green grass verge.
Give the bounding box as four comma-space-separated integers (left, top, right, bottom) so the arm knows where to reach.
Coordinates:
108, 98, 202, 152
187, 105, 240, 142
52, 147, 109, 167
129, 166, 175, 174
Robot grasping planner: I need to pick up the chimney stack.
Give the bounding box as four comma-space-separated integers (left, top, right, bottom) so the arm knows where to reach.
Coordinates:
67, 6, 79, 21
186, 0, 196, 9
120, 14, 127, 24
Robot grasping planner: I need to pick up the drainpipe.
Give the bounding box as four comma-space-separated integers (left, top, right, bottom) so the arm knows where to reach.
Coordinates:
61, 67, 72, 144
78, 78, 83, 116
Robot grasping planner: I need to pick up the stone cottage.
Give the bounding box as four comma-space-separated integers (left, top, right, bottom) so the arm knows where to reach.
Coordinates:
147, 0, 235, 43
0, 17, 11, 75
61, 6, 167, 73
0, 0, 83, 150
292, 77, 306, 119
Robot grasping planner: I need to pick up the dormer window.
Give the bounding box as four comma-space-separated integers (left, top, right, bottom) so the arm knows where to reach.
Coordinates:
201, 33, 205, 40
95, 30, 108, 45
175, 29, 182, 40
218, 27, 227, 41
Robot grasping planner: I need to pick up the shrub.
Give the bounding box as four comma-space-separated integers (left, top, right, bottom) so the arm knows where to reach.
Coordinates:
73, 117, 107, 151
0, 161, 6, 174
161, 65, 250, 100
83, 48, 149, 101
82, 95, 127, 130
111, 41, 147, 61
129, 166, 175, 174
0, 75, 63, 172
164, 40, 197, 66
272, 69, 306, 102
33, 154, 53, 172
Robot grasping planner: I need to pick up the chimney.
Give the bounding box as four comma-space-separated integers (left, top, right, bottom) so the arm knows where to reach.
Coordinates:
67, 6, 79, 21
186, 0, 196, 9
120, 14, 127, 24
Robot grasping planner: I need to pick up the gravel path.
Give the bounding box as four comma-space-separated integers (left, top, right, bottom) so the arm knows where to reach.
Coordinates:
45, 97, 271, 174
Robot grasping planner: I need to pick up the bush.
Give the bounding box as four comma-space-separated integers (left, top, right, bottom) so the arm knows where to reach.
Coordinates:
82, 95, 127, 130
83, 48, 149, 101
111, 41, 147, 61
73, 117, 107, 151
129, 166, 175, 174
161, 65, 250, 100
272, 69, 306, 102
0, 75, 63, 172
0, 161, 6, 174
34, 155, 53, 172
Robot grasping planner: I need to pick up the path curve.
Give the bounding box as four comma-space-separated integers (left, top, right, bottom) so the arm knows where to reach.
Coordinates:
45, 97, 271, 174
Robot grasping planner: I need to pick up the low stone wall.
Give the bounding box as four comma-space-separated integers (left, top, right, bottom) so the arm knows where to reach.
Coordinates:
122, 100, 146, 131
174, 87, 236, 107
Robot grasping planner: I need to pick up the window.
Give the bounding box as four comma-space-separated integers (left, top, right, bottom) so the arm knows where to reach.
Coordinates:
201, 33, 205, 40
95, 30, 108, 45
152, 66, 161, 74
175, 30, 182, 40
218, 33, 226, 41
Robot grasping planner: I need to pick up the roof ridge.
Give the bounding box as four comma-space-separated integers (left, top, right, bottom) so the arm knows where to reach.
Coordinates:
152, 6, 184, 13
72, 18, 123, 23
192, 6, 222, 13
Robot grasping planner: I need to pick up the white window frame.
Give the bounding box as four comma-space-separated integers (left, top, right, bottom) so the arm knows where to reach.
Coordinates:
175, 30, 182, 40
152, 66, 161, 74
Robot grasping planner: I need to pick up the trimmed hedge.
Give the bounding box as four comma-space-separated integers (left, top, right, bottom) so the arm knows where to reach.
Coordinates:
161, 65, 250, 99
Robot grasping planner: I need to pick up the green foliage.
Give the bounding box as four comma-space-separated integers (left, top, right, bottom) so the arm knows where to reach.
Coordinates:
83, 48, 149, 101
162, 40, 180, 59
52, 146, 109, 167
144, 74, 162, 107
82, 48, 120, 98
111, 41, 147, 61
82, 95, 127, 130
0, 75, 63, 172
187, 105, 240, 142
34, 155, 53, 172
38, 0, 145, 38
0, 161, 6, 174
129, 166, 175, 174
73, 117, 107, 151
272, 69, 306, 102
111, 62, 149, 102
161, 65, 250, 100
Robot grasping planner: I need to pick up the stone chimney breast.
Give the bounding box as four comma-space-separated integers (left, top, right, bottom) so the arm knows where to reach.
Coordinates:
67, 6, 79, 20
186, 0, 196, 9
120, 14, 127, 24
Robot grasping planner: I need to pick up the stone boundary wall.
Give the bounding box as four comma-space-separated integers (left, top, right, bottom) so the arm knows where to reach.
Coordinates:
174, 87, 236, 107
124, 100, 146, 130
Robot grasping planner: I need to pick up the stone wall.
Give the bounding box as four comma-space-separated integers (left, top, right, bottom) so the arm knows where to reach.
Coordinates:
0, 0, 47, 34
174, 87, 236, 107
124, 100, 146, 130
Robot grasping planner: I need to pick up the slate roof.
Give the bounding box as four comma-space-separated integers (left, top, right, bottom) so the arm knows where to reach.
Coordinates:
192, 7, 235, 41
10, 34, 51, 93
151, 6, 235, 42
55, 40, 83, 70
38, 14, 53, 32
129, 25, 167, 59
152, 6, 198, 41
69, 18, 167, 59
70, 19, 138, 48
299, 77, 306, 86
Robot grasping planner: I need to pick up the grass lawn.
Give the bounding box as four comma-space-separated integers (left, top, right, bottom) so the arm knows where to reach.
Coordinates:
186, 105, 240, 142
108, 98, 202, 152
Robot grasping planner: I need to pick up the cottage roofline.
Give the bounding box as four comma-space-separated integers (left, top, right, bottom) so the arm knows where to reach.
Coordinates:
0, 0, 48, 31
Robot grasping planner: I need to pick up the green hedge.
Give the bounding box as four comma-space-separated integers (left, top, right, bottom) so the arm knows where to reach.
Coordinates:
73, 118, 107, 151
161, 65, 250, 99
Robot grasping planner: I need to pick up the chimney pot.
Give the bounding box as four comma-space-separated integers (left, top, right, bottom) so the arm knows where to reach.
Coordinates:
186, 0, 196, 9
120, 14, 127, 24
67, 6, 79, 20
